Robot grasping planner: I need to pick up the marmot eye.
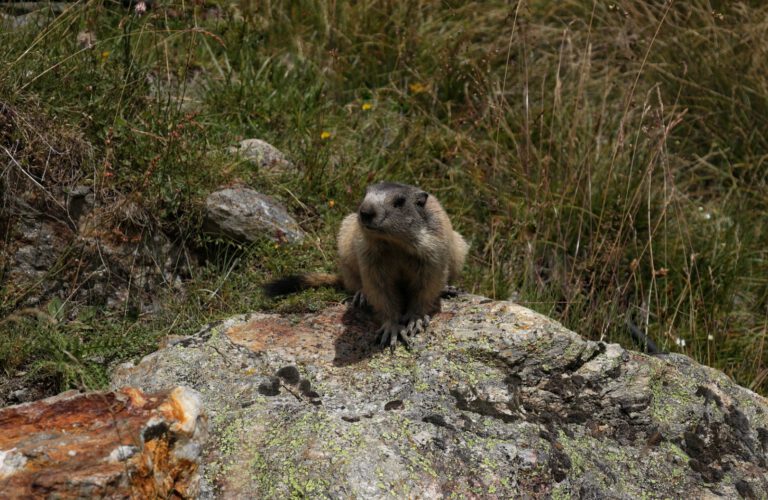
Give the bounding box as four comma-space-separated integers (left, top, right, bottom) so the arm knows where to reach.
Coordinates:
393, 196, 406, 208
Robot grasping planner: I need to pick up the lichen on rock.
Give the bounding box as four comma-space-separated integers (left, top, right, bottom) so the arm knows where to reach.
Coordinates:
113, 295, 768, 498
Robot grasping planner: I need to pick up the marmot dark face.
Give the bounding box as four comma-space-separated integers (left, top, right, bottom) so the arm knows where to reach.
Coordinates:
357, 182, 430, 240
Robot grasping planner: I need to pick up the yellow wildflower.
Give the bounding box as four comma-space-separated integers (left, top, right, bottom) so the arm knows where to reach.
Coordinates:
361, 103, 373, 111
101, 51, 110, 60
409, 82, 427, 94
320, 131, 332, 140
328, 199, 335, 208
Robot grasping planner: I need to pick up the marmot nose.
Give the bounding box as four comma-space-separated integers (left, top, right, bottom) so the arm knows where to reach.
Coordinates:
359, 205, 376, 225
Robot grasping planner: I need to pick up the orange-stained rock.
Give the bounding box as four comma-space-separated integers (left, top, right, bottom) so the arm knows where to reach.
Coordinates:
0, 386, 205, 499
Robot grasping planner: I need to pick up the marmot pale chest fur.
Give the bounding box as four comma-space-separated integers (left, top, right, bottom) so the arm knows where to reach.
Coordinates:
264, 182, 469, 349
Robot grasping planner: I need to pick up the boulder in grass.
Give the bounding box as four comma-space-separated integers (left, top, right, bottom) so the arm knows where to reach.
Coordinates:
204, 186, 305, 244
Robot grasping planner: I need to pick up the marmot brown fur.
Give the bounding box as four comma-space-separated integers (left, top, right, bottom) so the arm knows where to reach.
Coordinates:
264, 182, 469, 349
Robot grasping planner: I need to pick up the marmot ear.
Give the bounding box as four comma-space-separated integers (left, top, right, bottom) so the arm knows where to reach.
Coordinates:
415, 191, 428, 207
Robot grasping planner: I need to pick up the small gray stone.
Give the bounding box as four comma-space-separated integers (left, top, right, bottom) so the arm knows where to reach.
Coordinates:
1, 12, 44, 30
203, 187, 304, 243
228, 138, 293, 173
8, 389, 29, 403
65, 185, 94, 222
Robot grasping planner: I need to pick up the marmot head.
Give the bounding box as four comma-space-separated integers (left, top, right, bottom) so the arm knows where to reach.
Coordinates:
357, 182, 430, 240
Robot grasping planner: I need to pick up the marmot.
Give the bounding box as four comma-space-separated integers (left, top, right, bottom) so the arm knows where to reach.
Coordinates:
264, 182, 469, 349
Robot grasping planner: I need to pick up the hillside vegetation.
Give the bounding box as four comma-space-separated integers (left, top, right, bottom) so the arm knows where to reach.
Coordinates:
1, 0, 767, 396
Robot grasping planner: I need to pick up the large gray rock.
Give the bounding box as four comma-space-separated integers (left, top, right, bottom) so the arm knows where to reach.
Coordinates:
204, 187, 305, 243
112, 295, 768, 498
